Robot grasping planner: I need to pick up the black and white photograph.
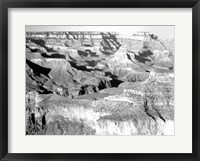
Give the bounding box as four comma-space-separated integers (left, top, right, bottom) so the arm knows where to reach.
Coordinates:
25, 26, 174, 135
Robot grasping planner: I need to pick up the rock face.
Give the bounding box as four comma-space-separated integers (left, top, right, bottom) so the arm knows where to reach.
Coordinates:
26, 31, 174, 135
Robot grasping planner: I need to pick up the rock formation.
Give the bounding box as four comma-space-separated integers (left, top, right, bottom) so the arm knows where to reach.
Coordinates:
26, 31, 174, 135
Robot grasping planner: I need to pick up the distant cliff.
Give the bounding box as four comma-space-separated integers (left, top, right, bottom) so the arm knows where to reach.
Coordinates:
26, 31, 119, 39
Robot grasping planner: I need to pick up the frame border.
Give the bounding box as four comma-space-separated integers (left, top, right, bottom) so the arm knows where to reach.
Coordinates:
0, 0, 199, 160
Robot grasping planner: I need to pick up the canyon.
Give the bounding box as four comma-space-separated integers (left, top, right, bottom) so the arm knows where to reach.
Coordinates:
26, 31, 174, 135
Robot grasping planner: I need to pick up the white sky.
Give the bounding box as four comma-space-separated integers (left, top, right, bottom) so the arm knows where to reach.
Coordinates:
26, 25, 174, 40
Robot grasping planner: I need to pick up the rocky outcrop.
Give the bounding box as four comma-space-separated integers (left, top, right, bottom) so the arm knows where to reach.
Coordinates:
26, 76, 174, 135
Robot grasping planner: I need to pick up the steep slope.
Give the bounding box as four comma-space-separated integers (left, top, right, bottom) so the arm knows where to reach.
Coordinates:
26, 59, 51, 93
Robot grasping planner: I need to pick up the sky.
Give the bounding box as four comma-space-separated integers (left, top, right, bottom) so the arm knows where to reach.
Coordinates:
26, 25, 174, 40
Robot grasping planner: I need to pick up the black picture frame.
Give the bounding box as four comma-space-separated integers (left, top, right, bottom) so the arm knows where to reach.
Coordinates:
0, 0, 199, 160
